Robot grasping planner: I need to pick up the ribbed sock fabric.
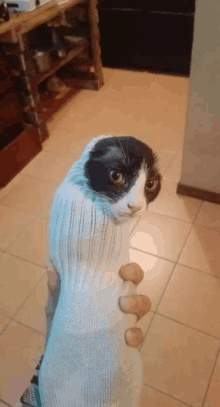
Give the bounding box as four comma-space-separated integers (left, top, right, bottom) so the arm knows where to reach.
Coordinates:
39, 137, 142, 406
39, 270, 142, 407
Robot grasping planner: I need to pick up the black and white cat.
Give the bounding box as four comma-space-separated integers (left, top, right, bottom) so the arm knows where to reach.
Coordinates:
39, 135, 161, 407
85, 135, 161, 222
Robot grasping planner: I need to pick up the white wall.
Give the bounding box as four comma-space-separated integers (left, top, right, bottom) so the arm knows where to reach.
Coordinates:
179, 0, 220, 193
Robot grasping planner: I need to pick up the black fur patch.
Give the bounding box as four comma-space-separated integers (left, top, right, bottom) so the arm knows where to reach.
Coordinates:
30, 375, 38, 385
85, 136, 161, 204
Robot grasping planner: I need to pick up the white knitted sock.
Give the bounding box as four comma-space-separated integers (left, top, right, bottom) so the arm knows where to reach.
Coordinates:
39, 139, 143, 406
39, 272, 142, 406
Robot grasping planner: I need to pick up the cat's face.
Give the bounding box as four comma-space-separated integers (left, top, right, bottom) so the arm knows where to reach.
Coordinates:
85, 136, 161, 223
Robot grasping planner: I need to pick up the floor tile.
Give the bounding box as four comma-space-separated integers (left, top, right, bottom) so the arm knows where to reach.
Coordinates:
0, 314, 10, 334
0, 68, 191, 404
86, 122, 185, 155
44, 89, 92, 140
156, 150, 176, 178
195, 201, 220, 229
43, 130, 79, 156
0, 204, 35, 251
14, 274, 48, 335
0, 320, 44, 406
43, 114, 99, 157
129, 248, 174, 311
21, 150, 75, 183
0, 252, 45, 318
6, 217, 49, 268
178, 225, 220, 278
204, 351, 220, 407
99, 68, 188, 129
0, 173, 27, 202
164, 150, 183, 183
45, 122, 181, 163
140, 314, 219, 407
0, 175, 56, 218
140, 384, 191, 407
130, 212, 191, 262
158, 264, 220, 338
37, 181, 59, 220
136, 311, 154, 342
129, 217, 141, 236
49, 98, 185, 154
148, 179, 201, 222
144, 125, 185, 154
129, 127, 184, 156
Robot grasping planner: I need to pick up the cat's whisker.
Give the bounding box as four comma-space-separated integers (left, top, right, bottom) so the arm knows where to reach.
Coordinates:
111, 137, 126, 164
95, 192, 106, 200
126, 140, 130, 166
94, 191, 113, 202
118, 138, 126, 161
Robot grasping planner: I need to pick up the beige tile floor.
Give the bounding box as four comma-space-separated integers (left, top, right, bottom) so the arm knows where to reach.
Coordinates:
0, 68, 220, 407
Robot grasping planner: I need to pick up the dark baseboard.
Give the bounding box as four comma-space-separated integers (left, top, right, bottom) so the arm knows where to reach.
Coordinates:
177, 183, 220, 205
0, 125, 42, 188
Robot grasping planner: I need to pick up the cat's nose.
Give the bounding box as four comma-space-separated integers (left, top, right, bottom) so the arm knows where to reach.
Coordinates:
127, 204, 143, 214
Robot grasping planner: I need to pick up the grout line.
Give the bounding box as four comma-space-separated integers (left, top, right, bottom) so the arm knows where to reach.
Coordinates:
135, 202, 220, 355
129, 215, 143, 237
148, 212, 196, 225
3, 218, 39, 255
153, 200, 203, 314
0, 398, 13, 407
129, 246, 176, 264
191, 200, 220, 232
130, 203, 220, 232
177, 261, 220, 281
1, 250, 47, 271
136, 197, 220, 406
192, 221, 220, 232
173, 199, 220, 279
0, 273, 46, 339
139, 208, 196, 224
142, 383, 193, 407
192, 199, 203, 223
11, 273, 47, 322
1, 136, 219, 407
201, 344, 220, 407
174, 222, 194, 265
155, 312, 220, 341
154, 262, 177, 313
0, 316, 14, 338
151, 215, 197, 315
138, 311, 156, 353
131, 242, 220, 282
130, 245, 220, 279
10, 318, 46, 338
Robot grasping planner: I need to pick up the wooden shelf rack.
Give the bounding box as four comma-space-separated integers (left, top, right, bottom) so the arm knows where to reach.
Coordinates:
0, 0, 104, 187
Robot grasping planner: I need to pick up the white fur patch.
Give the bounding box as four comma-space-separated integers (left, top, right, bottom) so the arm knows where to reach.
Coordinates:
110, 165, 148, 221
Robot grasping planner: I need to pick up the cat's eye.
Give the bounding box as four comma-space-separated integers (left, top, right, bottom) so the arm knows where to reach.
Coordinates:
146, 179, 158, 190
109, 170, 125, 185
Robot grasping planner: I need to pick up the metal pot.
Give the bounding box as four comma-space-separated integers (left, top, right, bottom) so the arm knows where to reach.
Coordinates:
33, 51, 51, 73
57, 49, 66, 59
0, 0, 9, 22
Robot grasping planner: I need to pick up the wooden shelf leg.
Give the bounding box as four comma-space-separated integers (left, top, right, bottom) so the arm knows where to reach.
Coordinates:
18, 38, 49, 143
88, 0, 104, 89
